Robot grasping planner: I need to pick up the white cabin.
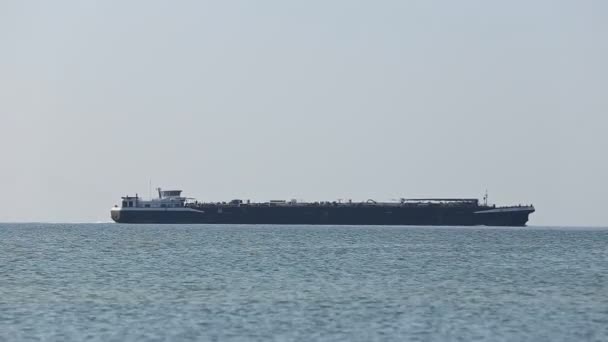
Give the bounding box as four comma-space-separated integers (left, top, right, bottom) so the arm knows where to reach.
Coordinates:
120, 189, 187, 209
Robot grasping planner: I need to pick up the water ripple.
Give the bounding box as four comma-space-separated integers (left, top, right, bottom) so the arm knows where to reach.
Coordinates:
0, 224, 607, 341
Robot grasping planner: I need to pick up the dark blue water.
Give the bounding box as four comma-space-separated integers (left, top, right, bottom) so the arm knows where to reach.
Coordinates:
1, 224, 607, 341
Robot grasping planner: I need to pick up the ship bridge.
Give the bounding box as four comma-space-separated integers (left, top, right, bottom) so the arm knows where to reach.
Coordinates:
159, 189, 183, 199
117, 188, 188, 209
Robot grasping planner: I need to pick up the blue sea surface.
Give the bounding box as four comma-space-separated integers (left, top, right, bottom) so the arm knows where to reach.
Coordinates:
0, 224, 607, 341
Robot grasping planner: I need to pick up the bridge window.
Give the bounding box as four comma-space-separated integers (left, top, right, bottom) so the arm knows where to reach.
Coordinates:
122, 201, 127, 207
145, 204, 150, 208
128, 201, 133, 207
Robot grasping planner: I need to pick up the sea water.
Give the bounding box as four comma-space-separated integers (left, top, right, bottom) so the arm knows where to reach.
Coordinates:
0, 224, 607, 341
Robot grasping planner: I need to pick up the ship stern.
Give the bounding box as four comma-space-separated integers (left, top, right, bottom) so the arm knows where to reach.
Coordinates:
110, 207, 122, 223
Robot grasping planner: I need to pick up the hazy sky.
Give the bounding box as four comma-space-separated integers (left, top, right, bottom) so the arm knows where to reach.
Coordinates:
1, 1, 606, 225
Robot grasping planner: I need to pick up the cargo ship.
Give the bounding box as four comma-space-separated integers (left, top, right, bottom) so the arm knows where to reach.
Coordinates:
110, 189, 534, 226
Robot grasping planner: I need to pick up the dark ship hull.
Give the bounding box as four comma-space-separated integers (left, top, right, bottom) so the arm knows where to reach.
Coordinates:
111, 203, 534, 226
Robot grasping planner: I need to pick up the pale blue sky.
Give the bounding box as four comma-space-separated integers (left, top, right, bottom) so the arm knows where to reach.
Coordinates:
1, 1, 607, 225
